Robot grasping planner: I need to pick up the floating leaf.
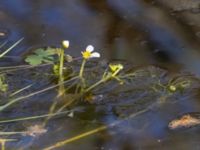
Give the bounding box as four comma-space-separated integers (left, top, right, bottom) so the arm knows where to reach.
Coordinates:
25, 55, 43, 65
35, 48, 56, 56
25, 47, 57, 65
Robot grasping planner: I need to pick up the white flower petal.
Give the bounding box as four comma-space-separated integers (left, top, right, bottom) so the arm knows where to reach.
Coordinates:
86, 45, 94, 52
91, 52, 100, 58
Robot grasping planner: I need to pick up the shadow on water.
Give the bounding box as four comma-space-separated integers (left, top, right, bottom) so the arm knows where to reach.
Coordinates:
1, 0, 200, 149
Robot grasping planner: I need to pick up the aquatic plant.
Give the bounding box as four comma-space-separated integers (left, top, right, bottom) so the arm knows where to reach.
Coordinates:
24, 41, 123, 96
0, 39, 198, 150
0, 38, 24, 93
0, 74, 8, 93
25, 47, 56, 65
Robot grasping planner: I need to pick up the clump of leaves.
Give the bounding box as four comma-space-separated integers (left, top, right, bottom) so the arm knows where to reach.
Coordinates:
0, 74, 8, 92
25, 47, 57, 65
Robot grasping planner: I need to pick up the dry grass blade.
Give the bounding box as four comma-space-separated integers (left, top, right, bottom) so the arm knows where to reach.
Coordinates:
0, 109, 74, 124
0, 76, 78, 111
0, 63, 52, 74
44, 106, 150, 150
0, 38, 24, 58
0, 138, 17, 150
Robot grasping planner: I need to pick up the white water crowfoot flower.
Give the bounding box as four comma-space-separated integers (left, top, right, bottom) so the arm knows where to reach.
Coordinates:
81, 45, 100, 60
62, 40, 70, 49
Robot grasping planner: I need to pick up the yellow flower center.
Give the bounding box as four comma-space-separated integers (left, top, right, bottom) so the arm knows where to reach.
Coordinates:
82, 51, 91, 59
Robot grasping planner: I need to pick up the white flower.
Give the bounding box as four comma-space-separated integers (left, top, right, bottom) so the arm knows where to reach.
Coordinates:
62, 40, 70, 48
81, 45, 100, 59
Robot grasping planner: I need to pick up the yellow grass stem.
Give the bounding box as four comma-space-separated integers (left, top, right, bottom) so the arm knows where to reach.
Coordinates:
44, 107, 150, 150
0, 109, 74, 124
0, 139, 17, 150
0, 38, 24, 58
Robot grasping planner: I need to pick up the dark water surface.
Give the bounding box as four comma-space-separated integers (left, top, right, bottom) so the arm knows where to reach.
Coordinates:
1, 0, 200, 150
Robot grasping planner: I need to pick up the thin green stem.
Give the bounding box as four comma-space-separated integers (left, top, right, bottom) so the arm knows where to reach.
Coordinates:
78, 59, 87, 91
79, 59, 86, 78
59, 49, 64, 79
85, 79, 104, 92
85, 68, 122, 93
58, 48, 65, 96
85, 75, 111, 93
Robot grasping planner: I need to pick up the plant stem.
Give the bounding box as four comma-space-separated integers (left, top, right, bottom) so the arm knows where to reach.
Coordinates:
79, 59, 86, 78
78, 59, 87, 90
85, 75, 110, 92
58, 48, 65, 96
85, 68, 122, 93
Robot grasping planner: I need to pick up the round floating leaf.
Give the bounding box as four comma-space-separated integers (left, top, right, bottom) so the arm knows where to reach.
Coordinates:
25, 55, 43, 65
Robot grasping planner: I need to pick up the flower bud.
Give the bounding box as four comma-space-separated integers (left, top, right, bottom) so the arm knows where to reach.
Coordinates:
62, 40, 69, 49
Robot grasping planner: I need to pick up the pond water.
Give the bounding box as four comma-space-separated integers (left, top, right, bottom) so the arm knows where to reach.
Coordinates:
1, 0, 200, 150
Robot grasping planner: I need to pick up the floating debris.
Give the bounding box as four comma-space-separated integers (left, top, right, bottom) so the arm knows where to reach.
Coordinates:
0, 29, 9, 39
23, 124, 47, 137
68, 112, 74, 118
168, 112, 200, 130
0, 32, 5, 37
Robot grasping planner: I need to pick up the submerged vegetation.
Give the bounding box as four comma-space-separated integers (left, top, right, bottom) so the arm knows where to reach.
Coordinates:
0, 39, 200, 149
0, 74, 8, 93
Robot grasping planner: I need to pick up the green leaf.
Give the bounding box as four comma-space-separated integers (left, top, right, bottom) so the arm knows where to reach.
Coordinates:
35, 48, 56, 56
25, 55, 43, 65
25, 47, 57, 65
